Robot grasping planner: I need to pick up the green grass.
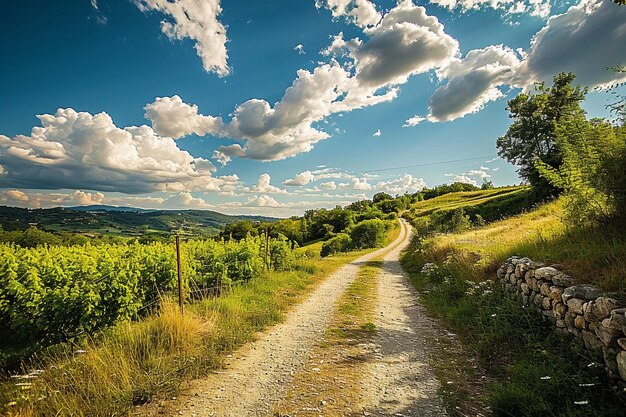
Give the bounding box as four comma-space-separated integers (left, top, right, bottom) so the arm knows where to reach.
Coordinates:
400, 238, 626, 417
0, 227, 398, 417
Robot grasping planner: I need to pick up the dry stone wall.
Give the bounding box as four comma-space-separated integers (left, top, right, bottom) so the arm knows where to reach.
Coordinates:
497, 256, 626, 382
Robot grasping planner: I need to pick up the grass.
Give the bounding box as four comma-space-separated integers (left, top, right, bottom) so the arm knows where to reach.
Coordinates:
399, 188, 626, 416
0, 226, 399, 417
418, 198, 626, 292
401, 237, 626, 417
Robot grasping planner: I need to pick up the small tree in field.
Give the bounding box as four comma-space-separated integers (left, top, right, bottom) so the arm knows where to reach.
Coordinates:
350, 219, 386, 249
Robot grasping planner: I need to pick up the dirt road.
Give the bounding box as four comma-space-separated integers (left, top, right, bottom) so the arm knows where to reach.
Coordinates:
170, 222, 410, 417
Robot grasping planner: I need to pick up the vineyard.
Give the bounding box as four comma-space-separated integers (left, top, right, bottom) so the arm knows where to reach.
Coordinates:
0, 235, 294, 362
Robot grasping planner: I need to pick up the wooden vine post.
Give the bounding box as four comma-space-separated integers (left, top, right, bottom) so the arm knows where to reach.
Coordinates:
176, 235, 184, 315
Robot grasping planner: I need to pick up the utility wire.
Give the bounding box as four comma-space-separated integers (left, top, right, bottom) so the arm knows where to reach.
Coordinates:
362, 154, 498, 173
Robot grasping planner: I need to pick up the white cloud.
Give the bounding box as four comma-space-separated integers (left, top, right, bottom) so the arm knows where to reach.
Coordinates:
348, 0, 459, 90
165, 192, 214, 209
319, 181, 337, 190
144, 95, 223, 138
1, 189, 106, 208
4, 189, 29, 202
428, 0, 551, 19
403, 115, 425, 127
90, 0, 108, 25
284, 171, 316, 186
452, 175, 478, 186
134, 0, 230, 76
0, 108, 235, 193
247, 173, 286, 194
464, 169, 491, 179
338, 177, 371, 191
372, 129, 381, 137
427, 45, 525, 122
315, 0, 381, 28
245, 194, 282, 207
211, 150, 231, 166
294, 44, 305, 54
521, 0, 626, 89
374, 174, 426, 194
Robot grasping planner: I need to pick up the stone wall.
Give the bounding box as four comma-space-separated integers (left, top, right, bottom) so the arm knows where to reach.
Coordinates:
497, 256, 626, 382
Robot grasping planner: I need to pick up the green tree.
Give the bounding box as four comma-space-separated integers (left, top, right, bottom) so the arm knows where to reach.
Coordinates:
496, 73, 587, 200
373, 192, 392, 203
350, 219, 386, 249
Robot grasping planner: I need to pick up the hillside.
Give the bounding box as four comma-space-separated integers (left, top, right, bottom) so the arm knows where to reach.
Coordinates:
0, 205, 275, 237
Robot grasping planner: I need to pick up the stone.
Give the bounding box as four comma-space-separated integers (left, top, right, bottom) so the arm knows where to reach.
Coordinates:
540, 281, 551, 296
556, 319, 566, 328
604, 312, 626, 331
592, 297, 624, 322
530, 277, 539, 293
506, 264, 514, 275
551, 273, 575, 287
522, 294, 529, 306
542, 296, 553, 310
526, 269, 535, 280
617, 350, 626, 381
553, 302, 567, 319
534, 266, 560, 281
533, 294, 544, 307
565, 311, 576, 329
575, 315, 587, 330
505, 283, 513, 293
520, 282, 530, 296
509, 273, 517, 285
582, 330, 603, 351
566, 298, 584, 315
596, 320, 623, 346
618, 338, 626, 350
549, 286, 564, 301
567, 326, 582, 338
497, 266, 506, 280
562, 285, 601, 302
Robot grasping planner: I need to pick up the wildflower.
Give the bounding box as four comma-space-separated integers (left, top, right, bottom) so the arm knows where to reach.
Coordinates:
540, 376, 551, 380
491, 313, 497, 317
574, 401, 589, 405
579, 383, 595, 387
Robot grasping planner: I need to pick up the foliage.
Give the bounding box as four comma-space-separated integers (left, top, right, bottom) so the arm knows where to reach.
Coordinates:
497, 73, 587, 200
421, 182, 480, 200
536, 116, 626, 226
350, 219, 387, 249
0, 235, 289, 356
320, 233, 353, 257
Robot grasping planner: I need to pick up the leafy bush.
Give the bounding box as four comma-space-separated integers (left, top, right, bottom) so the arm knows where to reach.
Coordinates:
320, 233, 352, 257
350, 219, 386, 249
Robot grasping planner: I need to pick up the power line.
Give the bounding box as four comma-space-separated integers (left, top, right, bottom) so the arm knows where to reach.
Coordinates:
362, 154, 498, 173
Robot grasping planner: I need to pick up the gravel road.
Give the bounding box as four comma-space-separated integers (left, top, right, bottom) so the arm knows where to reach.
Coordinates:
169, 221, 409, 417
360, 221, 448, 416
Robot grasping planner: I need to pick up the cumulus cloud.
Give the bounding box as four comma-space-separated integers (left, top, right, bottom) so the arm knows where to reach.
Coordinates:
338, 177, 371, 191
1, 189, 105, 208
347, 0, 459, 90
165, 192, 214, 209
315, 0, 381, 28
0, 108, 236, 193
372, 129, 381, 137
245, 194, 282, 207
211, 150, 231, 167
319, 181, 338, 190
144, 95, 223, 138
284, 171, 316, 186
294, 44, 305, 54
452, 175, 478, 186
428, 0, 552, 19
427, 45, 525, 122
247, 174, 286, 194
134, 0, 230, 76
374, 174, 426, 194
521, 0, 626, 89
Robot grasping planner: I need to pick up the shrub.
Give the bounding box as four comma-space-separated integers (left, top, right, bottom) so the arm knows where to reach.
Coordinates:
350, 219, 386, 249
320, 233, 352, 257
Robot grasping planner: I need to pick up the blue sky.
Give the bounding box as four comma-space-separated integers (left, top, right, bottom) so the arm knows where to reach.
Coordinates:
0, 0, 624, 216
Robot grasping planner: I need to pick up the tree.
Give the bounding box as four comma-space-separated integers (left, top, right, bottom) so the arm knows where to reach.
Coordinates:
496, 73, 587, 200
372, 192, 392, 203
350, 219, 386, 249
481, 180, 494, 190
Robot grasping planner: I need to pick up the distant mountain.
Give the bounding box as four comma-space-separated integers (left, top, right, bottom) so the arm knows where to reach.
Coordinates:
0, 205, 277, 237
